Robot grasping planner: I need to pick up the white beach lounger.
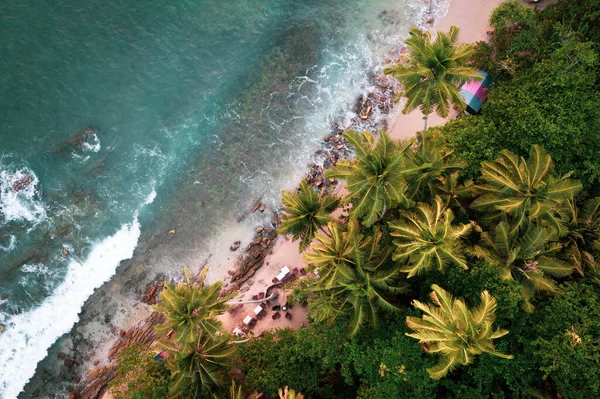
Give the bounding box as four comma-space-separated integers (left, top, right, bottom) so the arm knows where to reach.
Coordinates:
253, 305, 263, 315
243, 315, 252, 325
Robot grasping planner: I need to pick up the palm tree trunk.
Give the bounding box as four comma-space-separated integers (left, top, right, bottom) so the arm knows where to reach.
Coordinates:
424, 114, 429, 131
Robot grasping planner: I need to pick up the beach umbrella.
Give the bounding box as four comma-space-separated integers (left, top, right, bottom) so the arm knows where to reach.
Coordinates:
460, 70, 492, 114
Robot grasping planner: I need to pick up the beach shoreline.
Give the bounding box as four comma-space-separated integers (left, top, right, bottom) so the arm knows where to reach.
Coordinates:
83, 1, 512, 397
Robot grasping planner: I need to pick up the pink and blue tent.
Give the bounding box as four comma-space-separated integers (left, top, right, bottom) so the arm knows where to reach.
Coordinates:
460, 70, 491, 114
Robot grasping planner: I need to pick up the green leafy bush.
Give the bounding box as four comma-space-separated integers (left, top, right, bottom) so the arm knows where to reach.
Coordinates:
108, 343, 170, 399
238, 325, 354, 398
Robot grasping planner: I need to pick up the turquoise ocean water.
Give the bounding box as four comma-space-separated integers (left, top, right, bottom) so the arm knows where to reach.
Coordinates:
0, 1, 444, 397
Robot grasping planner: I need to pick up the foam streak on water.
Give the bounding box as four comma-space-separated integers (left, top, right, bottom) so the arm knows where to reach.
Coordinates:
0, 189, 155, 398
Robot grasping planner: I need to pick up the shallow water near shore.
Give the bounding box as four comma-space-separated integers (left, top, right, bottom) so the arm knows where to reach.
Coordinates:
0, 0, 446, 397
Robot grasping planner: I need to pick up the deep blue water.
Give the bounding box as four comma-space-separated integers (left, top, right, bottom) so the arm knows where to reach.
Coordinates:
0, 0, 435, 397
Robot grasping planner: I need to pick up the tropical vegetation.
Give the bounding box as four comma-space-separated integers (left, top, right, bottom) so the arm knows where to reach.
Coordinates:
278, 180, 340, 251
384, 26, 481, 128
109, 2, 600, 398
405, 284, 513, 379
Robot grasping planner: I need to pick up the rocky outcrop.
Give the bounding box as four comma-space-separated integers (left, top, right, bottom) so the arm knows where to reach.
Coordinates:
222, 226, 279, 296
50, 127, 97, 157
11, 176, 31, 192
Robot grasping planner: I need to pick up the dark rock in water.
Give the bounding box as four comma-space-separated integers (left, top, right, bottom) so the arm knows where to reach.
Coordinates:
64, 359, 75, 368
57, 352, 66, 359
50, 127, 97, 157
230, 241, 241, 251
0, 324, 4, 332
104, 314, 111, 324
1, 294, 7, 300
12, 176, 31, 192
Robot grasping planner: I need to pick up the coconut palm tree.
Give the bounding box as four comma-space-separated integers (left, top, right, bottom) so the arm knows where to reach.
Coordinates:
471, 221, 573, 312
435, 171, 472, 217
278, 180, 340, 251
279, 386, 305, 399
390, 196, 472, 278
325, 130, 413, 226
154, 267, 235, 351
406, 284, 513, 380
561, 197, 600, 281
471, 145, 582, 235
304, 218, 384, 286
159, 334, 237, 399
404, 132, 466, 202
384, 26, 481, 130
305, 218, 406, 335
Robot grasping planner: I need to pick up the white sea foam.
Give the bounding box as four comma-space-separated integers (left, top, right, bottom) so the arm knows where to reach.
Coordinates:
0, 234, 16, 252
81, 132, 101, 153
0, 221, 140, 398
0, 166, 47, 225
0, 187, 156, 398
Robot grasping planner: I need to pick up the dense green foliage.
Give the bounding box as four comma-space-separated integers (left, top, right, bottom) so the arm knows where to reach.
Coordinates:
235, 3, 600, 397
440, 1, 600, 189
124, 2, 600, 398
108, 343, 170, 399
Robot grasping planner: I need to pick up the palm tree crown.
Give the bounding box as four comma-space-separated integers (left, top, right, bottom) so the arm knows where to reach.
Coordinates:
404, 132, 466, 202
160, 333, 237, 398
472, 221, 573, 312
154, 267, 235, 350
562, 197, 600, 281
406, 284, 513, 380
305, 219, 406, 335
384, 26, 481, 122
325, 130, 413, 227
471, 145, 582, 235
390, 196, 472, 278
278, 180, 340, 251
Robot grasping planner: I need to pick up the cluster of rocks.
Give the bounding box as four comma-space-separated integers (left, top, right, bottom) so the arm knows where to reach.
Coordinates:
11, 175, 32, 192
222, 220, 280, 296
140, 281, 163, 305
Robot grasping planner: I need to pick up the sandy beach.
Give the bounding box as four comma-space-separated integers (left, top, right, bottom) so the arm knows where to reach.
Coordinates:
213, 0, 510, 344
388, 0, 507, 140
95, 1, 509, 397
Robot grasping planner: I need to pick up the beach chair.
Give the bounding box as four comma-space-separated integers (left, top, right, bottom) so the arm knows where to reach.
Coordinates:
232, 327, 244, 336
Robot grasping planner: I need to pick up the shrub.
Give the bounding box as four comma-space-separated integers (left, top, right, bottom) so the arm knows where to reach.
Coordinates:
108, 343, 170, 399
